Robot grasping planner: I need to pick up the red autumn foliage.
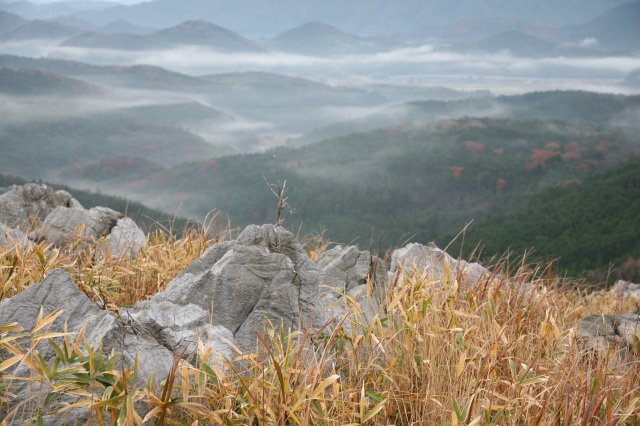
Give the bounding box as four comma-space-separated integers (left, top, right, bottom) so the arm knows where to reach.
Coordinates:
464, 141, 485, 154
495, 178, 507, 196
451, 166, 464, 180
525, 149, 559, 170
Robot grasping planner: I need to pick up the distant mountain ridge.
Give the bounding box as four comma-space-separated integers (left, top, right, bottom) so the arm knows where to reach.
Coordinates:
69, 0, 635, 36
558, 1, 640, 53
62, 19, 263, 52
1, 19, 83, 41
268, 21, 401, 56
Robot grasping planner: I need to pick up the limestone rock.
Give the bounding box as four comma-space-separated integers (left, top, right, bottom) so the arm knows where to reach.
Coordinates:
0, 183, 83, 231
29, 206, 121, 249
389, 242, 494, 287
129, 224, 324, 354
316, 245, 388, 330
0, 269, 175, 423
613, 280, 640, 300
0, 223, 32, 251
576, 313, 640, 361
105, 217, 146, 258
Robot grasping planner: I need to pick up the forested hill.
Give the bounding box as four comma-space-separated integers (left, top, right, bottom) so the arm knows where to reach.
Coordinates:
117, 117, 640, 264
446, 159, 640, 284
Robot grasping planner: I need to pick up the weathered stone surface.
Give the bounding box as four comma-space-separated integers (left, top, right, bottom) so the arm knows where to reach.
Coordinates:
104, 217, 146, 258
0, 183, 82, 231
613, 280, 640, 300
0, 223, 32, 251
317, 245, 387, 294
0, 270, 175, 423
130, 224, 323, 354
576, 313, 640, 361
29, 206, 121, 249
389, 242, 493, 287
125, 300, 234, 364
316, 245, 388, 331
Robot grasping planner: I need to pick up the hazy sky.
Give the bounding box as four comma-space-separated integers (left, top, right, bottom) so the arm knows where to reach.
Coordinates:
26, 0, 144, 4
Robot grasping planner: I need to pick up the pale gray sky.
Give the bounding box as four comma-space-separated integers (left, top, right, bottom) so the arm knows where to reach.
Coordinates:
27, 0, 145, 4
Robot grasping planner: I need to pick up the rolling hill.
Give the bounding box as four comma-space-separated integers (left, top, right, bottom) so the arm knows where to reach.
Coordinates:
0, 10, 27, 34
1, 19, 82, 41
61, 20, 263, 52
101, 115, 640, 255
448, 158, 640, 281
459, 30, 558, 57
268, 22, 399, 56
0, 67, 103, 96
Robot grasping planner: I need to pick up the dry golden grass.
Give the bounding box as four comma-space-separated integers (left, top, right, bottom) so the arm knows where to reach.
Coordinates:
1, 225, 639, 425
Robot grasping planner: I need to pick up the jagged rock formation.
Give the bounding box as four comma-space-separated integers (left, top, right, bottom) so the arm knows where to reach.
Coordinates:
0, 183, 145, 257
0, 223, 390, 423
0, 183, 82, 231
0, 269, 175, 424
126, 224, 388, 356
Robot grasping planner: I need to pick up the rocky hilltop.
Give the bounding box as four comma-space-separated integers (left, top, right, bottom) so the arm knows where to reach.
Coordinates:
0, 184, 638, 424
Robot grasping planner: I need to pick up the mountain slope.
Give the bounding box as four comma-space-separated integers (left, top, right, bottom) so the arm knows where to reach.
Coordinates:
460, 30, 557, 57
448, 159, 640, 280
0, 67, 103, 96
268, 21, 398, 56
1, 19, 83, 40
61, 19, 263, 52
114, 117, 640, 254
153, 20, 262, 51
0, 10, 28, 34
559, 1, 640, 53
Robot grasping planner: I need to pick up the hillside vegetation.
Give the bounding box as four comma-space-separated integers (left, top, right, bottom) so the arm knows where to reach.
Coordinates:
120, 116, 639, 264
448, 159, 640, 282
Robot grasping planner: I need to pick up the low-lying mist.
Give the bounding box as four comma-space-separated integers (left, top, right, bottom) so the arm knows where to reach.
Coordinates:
2, 41, 637, 87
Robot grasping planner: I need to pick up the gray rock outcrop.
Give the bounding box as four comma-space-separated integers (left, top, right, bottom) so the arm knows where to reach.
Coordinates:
126, 224, 325, 355
0, 223, 32, 251
389, 242, 493, 287
0, 184, 146, 258
613, 280, 640, 300
125, 225, 387, 357
105, 217, 147, 258
0, 183, 82, 231
29, 206, 122, 249
0, 269, 176, 423
576, 313, 640, 362
317, 244, 388, 328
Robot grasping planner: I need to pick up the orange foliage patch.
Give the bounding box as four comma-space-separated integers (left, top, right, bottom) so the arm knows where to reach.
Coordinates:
464, 141, 485, 154
495, 178, 507, 196
525, 149, 559, 170
451, 166, 464, 180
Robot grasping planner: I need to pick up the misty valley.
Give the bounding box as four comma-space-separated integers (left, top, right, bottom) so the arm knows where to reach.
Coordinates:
1, 0, 639, 283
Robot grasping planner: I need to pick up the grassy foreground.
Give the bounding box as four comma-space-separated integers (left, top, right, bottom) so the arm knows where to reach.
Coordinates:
1, 223, 639, 425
